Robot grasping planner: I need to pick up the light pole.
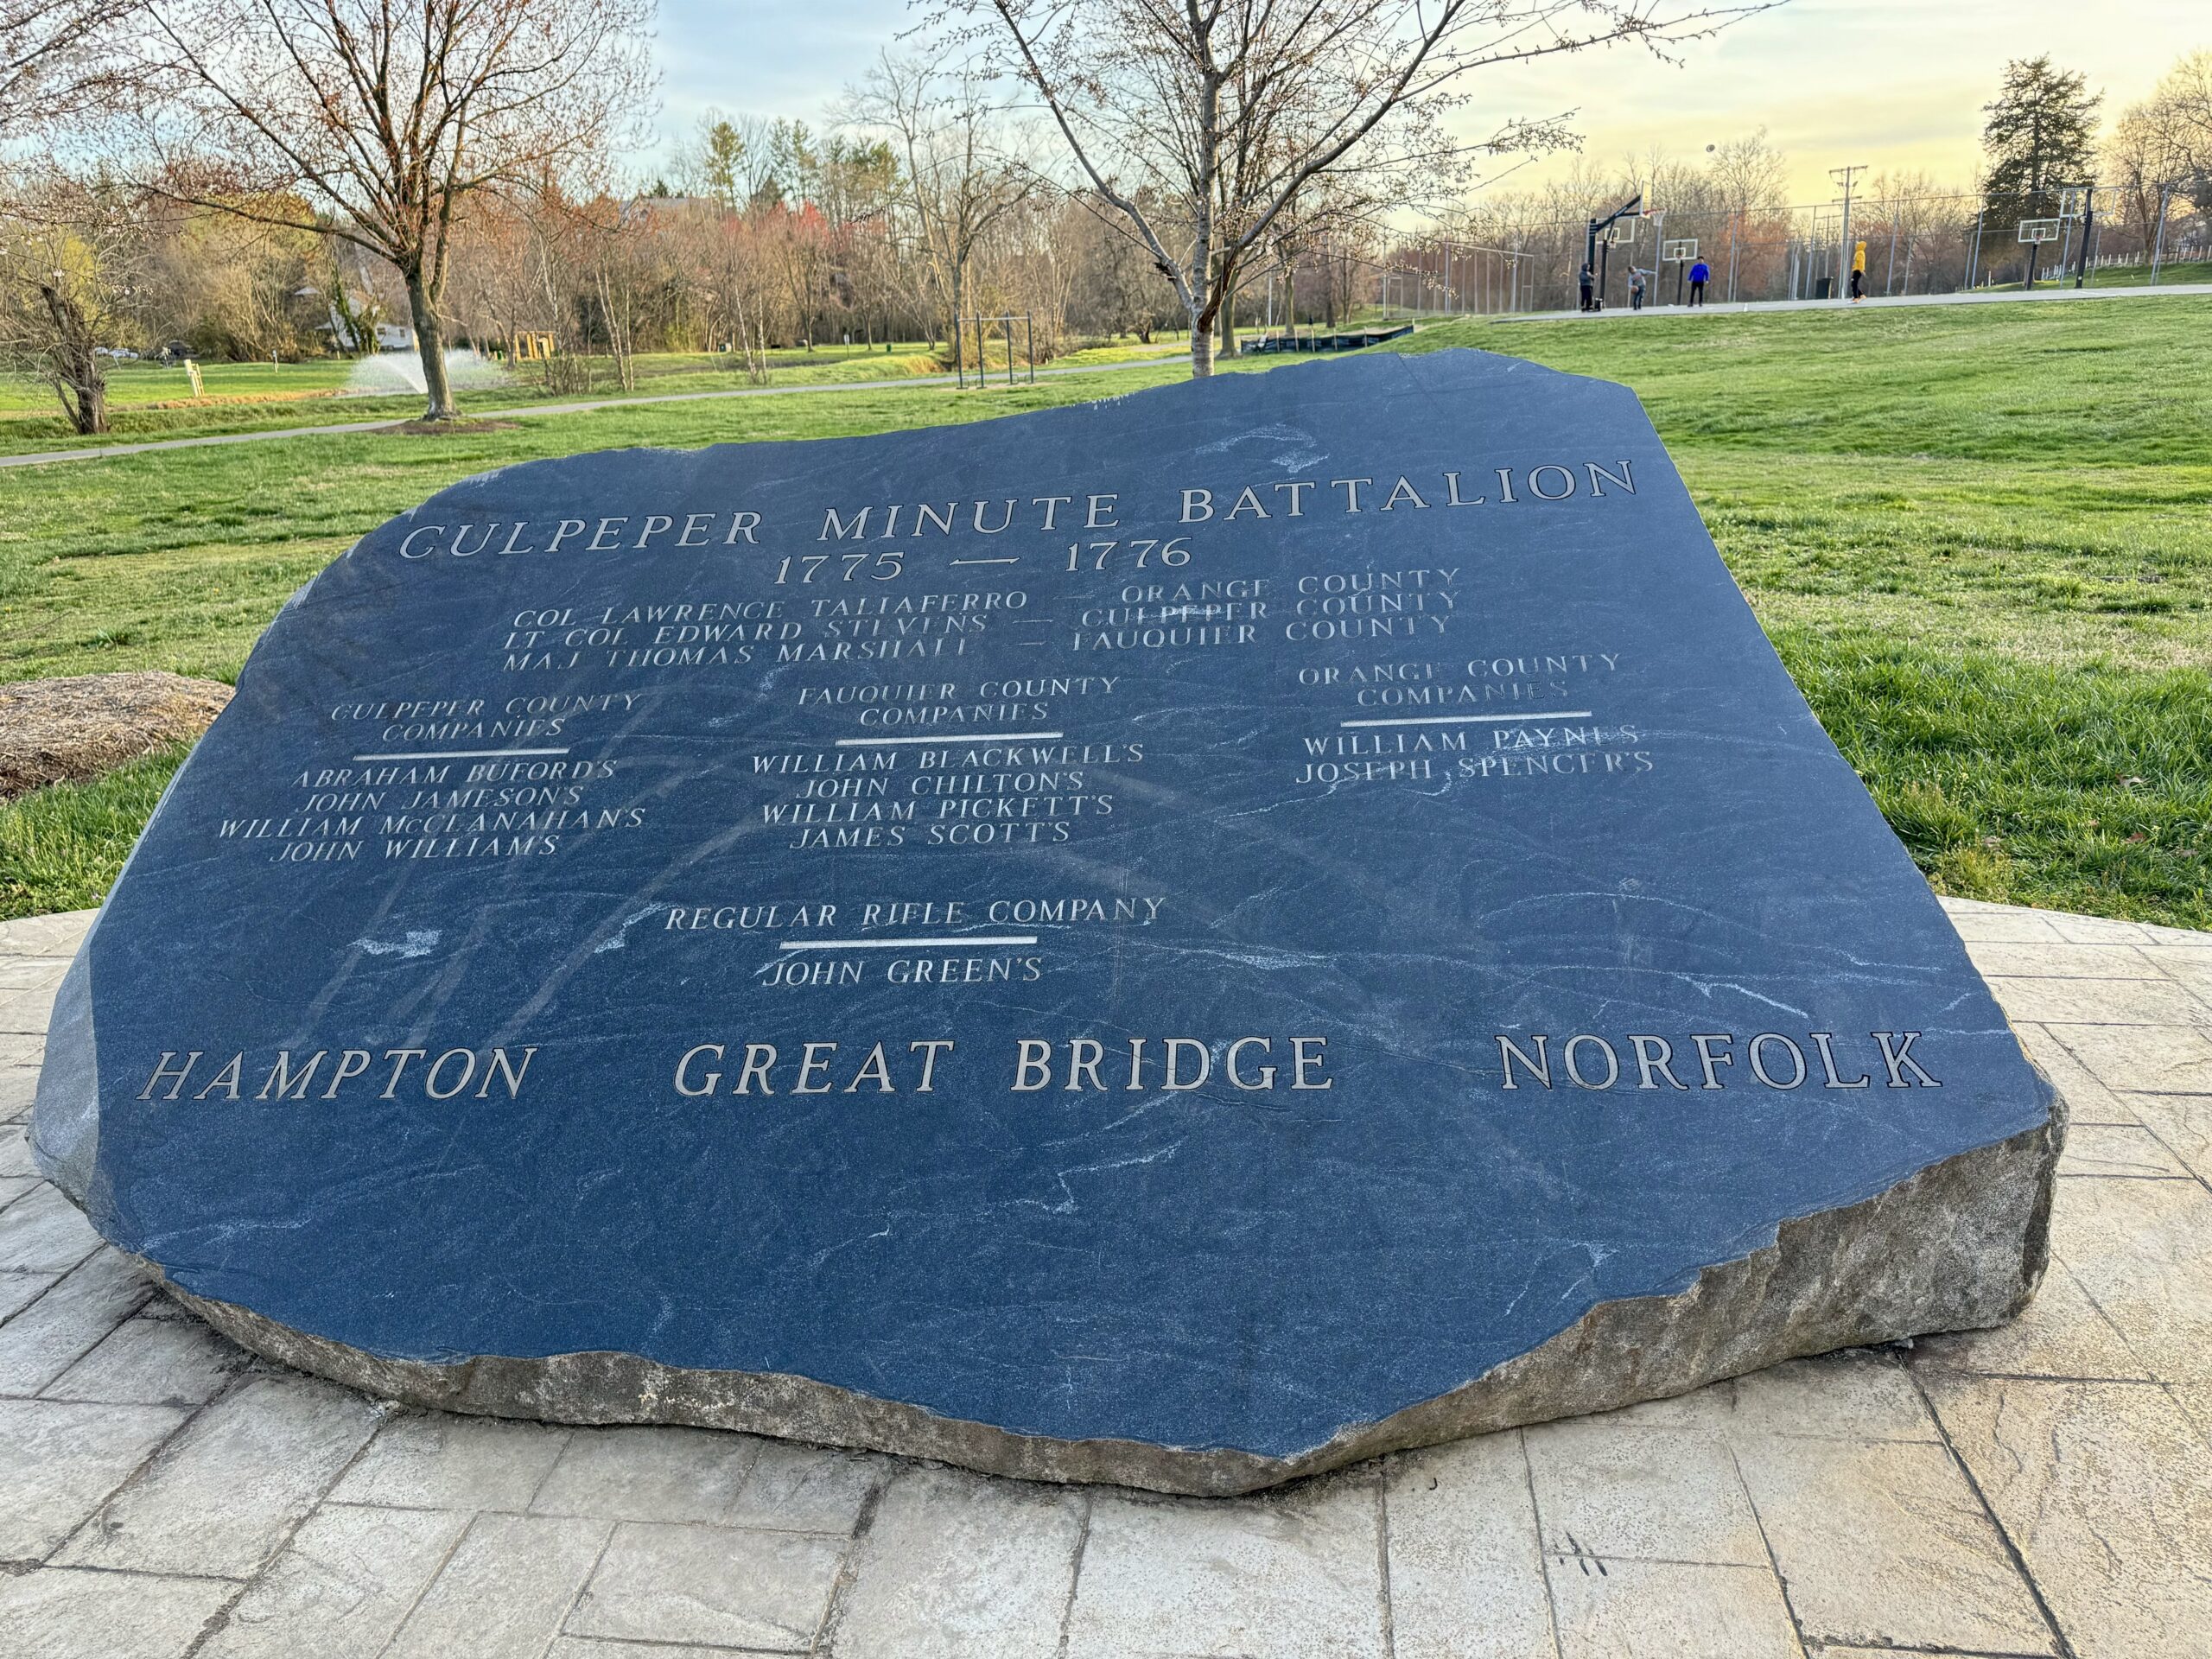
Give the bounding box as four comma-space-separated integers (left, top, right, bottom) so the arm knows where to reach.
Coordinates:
1829, 163, 1867, 301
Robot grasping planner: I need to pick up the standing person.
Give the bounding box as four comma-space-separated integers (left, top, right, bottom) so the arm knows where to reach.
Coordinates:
1688, 257, 1711, 306
1578, 262, 1596, 312
1630, 270, 1646, 310
1849, 264, 1865, 302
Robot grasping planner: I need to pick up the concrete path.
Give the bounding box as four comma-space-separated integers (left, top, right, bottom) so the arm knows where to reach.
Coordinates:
0, 353, 1188, 472
3, 896, 2210, 1658
1492, 279, 2212, 324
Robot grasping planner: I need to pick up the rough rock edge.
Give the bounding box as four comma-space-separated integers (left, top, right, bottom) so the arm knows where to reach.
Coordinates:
124, 1085, 2063, 1497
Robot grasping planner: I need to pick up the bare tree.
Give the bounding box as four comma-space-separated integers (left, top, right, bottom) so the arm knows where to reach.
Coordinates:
844, 53, 1038, 372
129, 0, 652, 420
2107, 49, 2212, 246
949, 0, 1764, 376
0, 167, 144, 434
2, 0, 144, 138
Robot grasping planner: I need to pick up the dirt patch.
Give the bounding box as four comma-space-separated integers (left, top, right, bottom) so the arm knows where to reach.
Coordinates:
141, 390, 345, 410
382, 418, 522, 435
0, 671, 232, 800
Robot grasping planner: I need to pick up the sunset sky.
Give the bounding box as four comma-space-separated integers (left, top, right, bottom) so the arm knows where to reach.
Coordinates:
655, 0, 2206, 205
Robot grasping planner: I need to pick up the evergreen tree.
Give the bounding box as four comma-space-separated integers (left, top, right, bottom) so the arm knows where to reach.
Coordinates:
1980, 56, 2101, 287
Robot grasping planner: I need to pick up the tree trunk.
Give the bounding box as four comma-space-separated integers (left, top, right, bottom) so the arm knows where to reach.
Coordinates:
39, 283, 106, 435
1188, 313, 1214, 378
404, 267, 457, 421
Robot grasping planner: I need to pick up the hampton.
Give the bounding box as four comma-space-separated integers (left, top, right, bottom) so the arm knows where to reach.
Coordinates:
1495, 1031, 1941, 1092
137, 1046, 537, 1102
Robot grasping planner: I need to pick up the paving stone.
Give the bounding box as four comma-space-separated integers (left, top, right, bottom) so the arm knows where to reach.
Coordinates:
0, 1565, 235, 1659
2050, 1022, 2212, 1095
0, 1248, 152, 1395
2049, 915, 2159, 945
1524, 1418, 1766, 1566
0, 983, 59, 1035
1723, 1349, 1937, 1442
55, 1373, 385, 1577
2060, 1122, 2195, 1179
2115, 1092, 2212, 1185
2172, 1382, 2212, 1446
2051, 1175, 2212, 1382
547, 1643, 749, 1659
331, 1409, 569, 1511
727, 1436, 882, 1534
2006, 1021, 2135, 1123
0, 1397, 186, 1558
2151, 947, 2212, 996
0, 1059, 41, 1103
1926, 1376, 2212, 1659
1546, 1559, 1800, 1659
1964, 942, 2170, 980
569, 1520, 848, 1650
198, 1503, 471, 1659
1385, 1431, 1555, 1659
0, 911, 95, 956
383, 1511, 609, 1659
1910, 1255, 2147, 1380
531, 1423, 761, 1524
0, 1125, 36, 1178
42, 1313, 249, 1407
1064, 1481, 1385, 1659
1947, 912, 2066, 943
0, 958, 63, 993
0, 1267, 59, 1323
1986, 976, 2212, 1027
0, 1176, 31, 1208
1733, 1434, 2054, 1653
831, 1465, 1084, 1659
0, 1184, 99, 1272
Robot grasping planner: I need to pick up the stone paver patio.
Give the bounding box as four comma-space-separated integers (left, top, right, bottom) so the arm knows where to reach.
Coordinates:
3, 897, 2210, 1658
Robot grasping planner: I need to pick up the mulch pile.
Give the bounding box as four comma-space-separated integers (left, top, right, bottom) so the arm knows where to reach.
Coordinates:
0, 671, 232, 800
382, 418, 521, 435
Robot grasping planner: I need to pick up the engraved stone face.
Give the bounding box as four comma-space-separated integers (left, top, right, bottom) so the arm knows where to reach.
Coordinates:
32, 350, 2061, 1494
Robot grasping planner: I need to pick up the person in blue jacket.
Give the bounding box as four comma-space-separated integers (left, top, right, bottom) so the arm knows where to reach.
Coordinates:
1688, 258, 1711, 306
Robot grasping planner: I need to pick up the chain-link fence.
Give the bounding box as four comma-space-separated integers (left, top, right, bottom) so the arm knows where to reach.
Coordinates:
1377, 186, 2211, 316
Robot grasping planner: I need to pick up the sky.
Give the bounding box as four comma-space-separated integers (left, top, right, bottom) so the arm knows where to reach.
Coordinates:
651, 0, 2207, 205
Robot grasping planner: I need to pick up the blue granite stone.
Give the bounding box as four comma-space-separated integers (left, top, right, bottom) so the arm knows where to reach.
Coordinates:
33, 350, 2059, 1492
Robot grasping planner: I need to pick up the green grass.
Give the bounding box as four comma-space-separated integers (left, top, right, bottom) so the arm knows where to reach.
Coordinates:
1389, 302, 2212, 924
0, 744, 188, 917
0, 339, 1192, 452
0, 297, 2206, 926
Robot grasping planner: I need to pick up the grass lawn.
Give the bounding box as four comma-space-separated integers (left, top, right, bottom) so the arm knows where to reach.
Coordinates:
1, 298, 2206, 926
0, 337, 1193, 453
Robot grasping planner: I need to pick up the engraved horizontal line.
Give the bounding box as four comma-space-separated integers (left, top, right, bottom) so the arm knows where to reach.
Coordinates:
779, 935, 1039, 950
350, 747, 573, 760
1338, 712, 1592, 729
833, 730, 1063, 747
948, 557, 1020, 565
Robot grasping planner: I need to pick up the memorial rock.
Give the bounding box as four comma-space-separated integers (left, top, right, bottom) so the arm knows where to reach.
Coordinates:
32, 349, 2063, 1496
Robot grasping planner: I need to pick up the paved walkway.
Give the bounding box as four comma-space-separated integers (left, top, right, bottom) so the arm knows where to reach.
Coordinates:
3, 898, 2210, 1658
1491, 279, 2212, 324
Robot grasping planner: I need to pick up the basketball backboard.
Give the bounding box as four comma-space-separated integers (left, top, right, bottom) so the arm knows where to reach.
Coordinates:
2017, 219, 2061, 244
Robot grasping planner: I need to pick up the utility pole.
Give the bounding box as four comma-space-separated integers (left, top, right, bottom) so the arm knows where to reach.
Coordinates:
2073, 182, 2095, 288
1829, 164, 1866, 302
2150, 182, 2171, 284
